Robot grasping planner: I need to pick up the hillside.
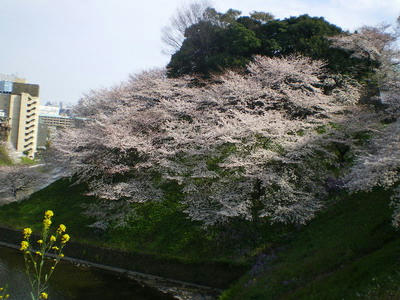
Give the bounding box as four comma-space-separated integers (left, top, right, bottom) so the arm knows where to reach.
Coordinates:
0, 178, 250, 264
222, 188, 400, 299
0, 180, 398, 298
0, 8, 398, 299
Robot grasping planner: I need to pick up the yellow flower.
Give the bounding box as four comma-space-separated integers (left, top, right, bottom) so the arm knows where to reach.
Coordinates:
44, 210, 54, 219
50, 235, 56, 242
20, 240, 29, 251
23, 227, 32, 239
0, 296, 3, 299
37, 239, 43, 244
52, 246, 59, 251
35, 251, 42, 256
57, 224, 66, 234
40, 292, 48, 299
61, 234, 70, 244
5, 295, 9, 299
59, 253, 64, 258
0, 287, 3, 291
43, 218, 52, 229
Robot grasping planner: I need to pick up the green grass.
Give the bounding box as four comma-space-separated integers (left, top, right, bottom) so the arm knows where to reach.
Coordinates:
0, 145, 13, 166
221, 188, 400, 299
0, 144, 39, 166
0, 179, 96, 240
19, 156, 37, 165
1, 178, 398, 299
0, 178, 250, 264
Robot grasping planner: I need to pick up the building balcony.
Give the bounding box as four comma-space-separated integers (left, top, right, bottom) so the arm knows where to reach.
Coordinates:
24, 142, 33, 148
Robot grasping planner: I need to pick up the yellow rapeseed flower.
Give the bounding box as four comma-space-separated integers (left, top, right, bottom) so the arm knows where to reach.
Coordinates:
35, 251, 42, 256
57, 224, 66, 234
51, 246, 59, 251
0, 287, 3, 291
37, 239, 43, 244
20, 241, 29, 251
40, 292, 48, 299
59, 254, 64, 258
61, 234, 70, 244
50, 235, 56, 242
5, 295, 9, 299
43, 218, 52, 229
44, 210, 54, 219
23, 227, 32, 239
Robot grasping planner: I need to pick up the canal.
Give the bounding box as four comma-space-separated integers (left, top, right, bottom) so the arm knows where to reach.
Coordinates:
0, 246, 175, 300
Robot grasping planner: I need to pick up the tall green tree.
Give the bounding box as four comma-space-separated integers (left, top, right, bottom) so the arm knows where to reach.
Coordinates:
166, 9, 383, 81
167, 13, 346, 77
167, 21, 261, 77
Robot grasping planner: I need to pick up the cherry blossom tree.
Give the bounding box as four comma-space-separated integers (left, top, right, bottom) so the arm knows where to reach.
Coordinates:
53, 55, 362, 227
0, 166, 41, 200
336, 19, 400, 226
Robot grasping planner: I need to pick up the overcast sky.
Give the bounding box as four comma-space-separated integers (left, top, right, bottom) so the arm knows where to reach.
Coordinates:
0, 0, 399, 105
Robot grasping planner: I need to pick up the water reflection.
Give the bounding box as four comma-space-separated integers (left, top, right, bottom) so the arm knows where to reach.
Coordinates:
0, 247, 173, 300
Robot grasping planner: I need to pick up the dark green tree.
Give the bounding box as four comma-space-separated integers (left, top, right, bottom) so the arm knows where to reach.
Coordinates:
167, 22, 261, 77
167, 21, 224, 77
166, 10, 379, 80
249, 11, 274, 23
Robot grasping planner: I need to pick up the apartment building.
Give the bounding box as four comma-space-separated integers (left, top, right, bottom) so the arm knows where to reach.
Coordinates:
40, 114, 75, 127
0, 78, 40, 158
37, 106, 84, 149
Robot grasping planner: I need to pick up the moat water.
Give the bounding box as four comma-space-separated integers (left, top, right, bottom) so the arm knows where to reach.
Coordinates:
0, 246, 173, 300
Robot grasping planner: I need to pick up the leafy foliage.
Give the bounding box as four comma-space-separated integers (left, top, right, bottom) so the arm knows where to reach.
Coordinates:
167, 13, 349, 77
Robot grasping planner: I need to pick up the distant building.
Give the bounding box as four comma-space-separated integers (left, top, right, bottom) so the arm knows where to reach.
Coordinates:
37, 107, 84, 149
0, 78, 40, 158
39, 105, 60, 116
40, 114, 75, 127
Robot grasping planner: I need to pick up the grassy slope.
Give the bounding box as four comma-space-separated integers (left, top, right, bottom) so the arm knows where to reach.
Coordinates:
1, 179, 399, 299
0, 179, 246, 265
0, 179, 96, 240
221, 188, 400, 299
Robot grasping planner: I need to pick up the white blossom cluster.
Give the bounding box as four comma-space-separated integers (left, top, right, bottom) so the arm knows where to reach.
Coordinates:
336, 21, 400, 226
54, 55, 363, 227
